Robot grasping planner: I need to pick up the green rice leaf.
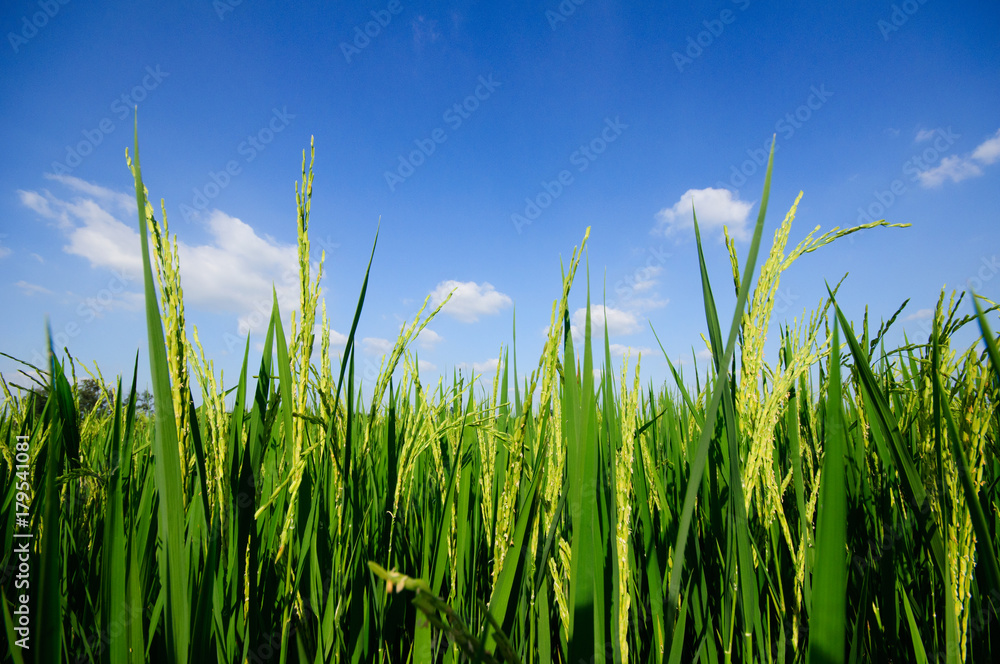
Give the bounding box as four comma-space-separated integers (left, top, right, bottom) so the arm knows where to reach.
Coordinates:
666, 136, 776, 645
809, 319, 847, 664
128, 114, 190, 664
829, 294, 947, 582
900, 587, 929, 664
1, 587, 26, 664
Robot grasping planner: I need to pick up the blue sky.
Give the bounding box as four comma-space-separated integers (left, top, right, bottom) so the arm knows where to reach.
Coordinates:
1, 0, 999, 398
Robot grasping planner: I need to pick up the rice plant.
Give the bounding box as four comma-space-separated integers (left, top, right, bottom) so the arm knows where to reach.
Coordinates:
1, 125, 998, 663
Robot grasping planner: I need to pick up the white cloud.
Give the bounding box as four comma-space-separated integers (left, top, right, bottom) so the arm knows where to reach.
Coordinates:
68, 289, 145, 315
906, 308, 934, 321
918, 128, 1000, 188
418, 359, 437, 372
624, 296, 668, 312
17, 186, 138, 277
362, 337, 392, 356
608, 343, 652, 358
416, 327, 443, 350
613, 264, 671, 315
62, 198, 145, 277
18, 189, 67, 227
632, 271, 660, 293
44, 173, 136, 214
15, 280, 51, 296
571, 305, 640, 337
972, 128, 1000, 166
184, 210, 300, 322
412, 15, 441, 50
0, 240, 10, 259
30, 253, 44, 263
112, 292, 146, 312
915, 128, 936, 143
456, 358, 499, 374
313, 325, 349, 348
18, 178, 305, 336
654, 188, 754, 241
917, 155, 982, 187
696, 348, 714, 362
429, 280, 512, 323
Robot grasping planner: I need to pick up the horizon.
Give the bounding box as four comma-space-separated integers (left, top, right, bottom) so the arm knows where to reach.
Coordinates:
2, 1, 999, 399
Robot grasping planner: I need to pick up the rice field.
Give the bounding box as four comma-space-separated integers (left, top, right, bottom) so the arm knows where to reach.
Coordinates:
2, 129, 999, 663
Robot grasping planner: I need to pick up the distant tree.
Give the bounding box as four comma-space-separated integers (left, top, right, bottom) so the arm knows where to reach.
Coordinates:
78, 379, 103, 417
8, 377, 49, 419
77, 378, 119, 418
28, 385, 48, 419
136, 389, 154, 416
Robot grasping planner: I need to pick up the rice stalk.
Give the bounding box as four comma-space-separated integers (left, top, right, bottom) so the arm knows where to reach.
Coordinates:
145, 198, 191, 458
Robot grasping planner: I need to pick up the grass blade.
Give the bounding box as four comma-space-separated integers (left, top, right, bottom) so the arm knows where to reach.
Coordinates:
809, 319, 847, 664
829, 294, 947, 582
666, 136, 776, 647
1, 587, 27, 664
127, 115, 190, 664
